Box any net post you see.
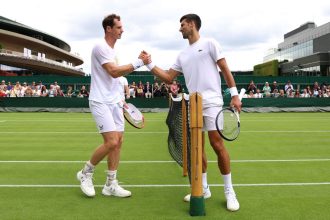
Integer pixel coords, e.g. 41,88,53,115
189,92,205,216
182,94,188,177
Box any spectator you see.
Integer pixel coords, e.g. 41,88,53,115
262,82,271,97
129,81,137,98
77,92,84,98
0,80,6,90
80,85,89,98
13,81,22,97
305,85,312,97
272,88,280,98
294,90,300,98
136,81,144,97
20,82,28,97
56,87,64,97
160,82,168,98
40,85,48,97
300,89,310,98
36,81,43,91
254,89,263,98
287,89,294,98
278,89,286,98
247,80,257,94
7,82,13,91
144,81,152,98
170,80,179,98
31,81,37,91
48,85,57,97
0,85,6,97
66,86,74,97
271,81,279,94
153,82,162,97
284,80,293,93
247,90,254,98
24,86,33,97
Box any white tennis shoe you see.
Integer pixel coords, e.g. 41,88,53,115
102,180,132,198
77,170,95,197
183,186,211,202
225,188,240,211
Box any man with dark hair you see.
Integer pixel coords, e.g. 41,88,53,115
142,13,241,211
77,14,149,198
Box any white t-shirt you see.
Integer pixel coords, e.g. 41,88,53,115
118,76,128,100
171,37,225,108
89,40,122,104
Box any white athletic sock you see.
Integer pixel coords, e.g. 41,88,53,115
82,161,95,174
202,172,208,189
106,170,117,186
222,173,234,191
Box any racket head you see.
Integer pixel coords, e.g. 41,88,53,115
123,103,144,129
215,107,240,141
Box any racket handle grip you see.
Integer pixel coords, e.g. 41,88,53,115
239,88,246,101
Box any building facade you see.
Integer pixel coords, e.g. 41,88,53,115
263,22,330,76
0,16,84,76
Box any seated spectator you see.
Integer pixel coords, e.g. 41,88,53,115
247,80,257,94
284,80,294,93
153,82,162,97
262,82,271,97
247,90,254,98
13,81,22,97
136,81,144,97
80,85,89,98
0,80,6,90
7,82,13,91
56,87,64,97
144,81,152,98
40,85,48,97
294,90,300,98
278,89,286,98
271,81,279,94
316,89,324,98
305,85,312,97
31,81,37,91
48,85,57,97
170,80,179,98
129,81,137,98
160,82,169,98
287,89,294,98
24,86,33,97
0,85,6,97
77,92,84,98
66,86,74,97
300,89,310,98
272,89,280,98
20,82,28,97
254,89,263,98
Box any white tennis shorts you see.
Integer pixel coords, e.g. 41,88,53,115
203,106,222,131
89,100,124,133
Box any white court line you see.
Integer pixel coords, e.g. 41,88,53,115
0,130,329,134
0,159,329,163
0,182,329,188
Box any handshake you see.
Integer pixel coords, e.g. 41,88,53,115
132,51,155,71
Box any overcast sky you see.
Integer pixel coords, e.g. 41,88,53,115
1,0,330,74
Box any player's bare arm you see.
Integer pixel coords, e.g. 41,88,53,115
102,55,150,78
217,58,242,112
139,51,180,84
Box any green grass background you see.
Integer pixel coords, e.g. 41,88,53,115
0,112,329,220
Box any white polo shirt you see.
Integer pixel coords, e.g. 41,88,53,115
89,39,122,104
171,37,225,108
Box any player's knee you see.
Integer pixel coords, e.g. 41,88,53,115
103,139,121,150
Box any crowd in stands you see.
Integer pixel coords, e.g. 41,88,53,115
242,80,330,98
0,80,89,98
1,78,329,99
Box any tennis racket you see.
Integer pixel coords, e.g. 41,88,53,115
215,88,246,141
123,103,144,129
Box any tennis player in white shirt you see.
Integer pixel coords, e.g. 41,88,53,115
142,14,241,211
77,14,149,198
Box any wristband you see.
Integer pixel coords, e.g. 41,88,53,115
131,59,144,70
146,62,155,70
229,87,238,97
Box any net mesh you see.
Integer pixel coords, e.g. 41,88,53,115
166,94,191,181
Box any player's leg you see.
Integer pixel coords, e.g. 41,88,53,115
208,130,239,211
102,103,131,197
77,101,119,197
